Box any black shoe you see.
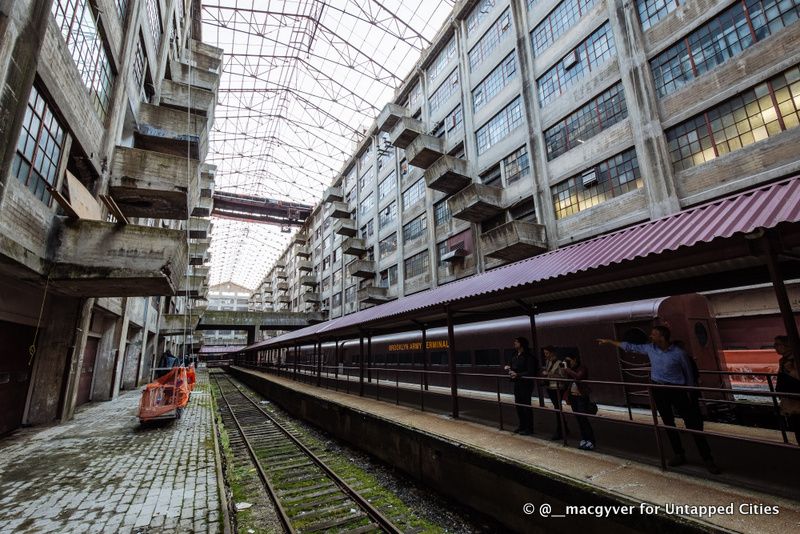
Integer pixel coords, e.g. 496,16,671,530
550,434,563,441
704,460,721,474
518,429,532,436
512,427,523,434
667,454,686,467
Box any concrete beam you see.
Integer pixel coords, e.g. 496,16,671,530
196,310,324,330
160,79,216,119
135,102,208,161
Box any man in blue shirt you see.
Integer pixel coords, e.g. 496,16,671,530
598,326,720,474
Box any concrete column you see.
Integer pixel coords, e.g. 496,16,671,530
607,0,680,218
109,298,131,398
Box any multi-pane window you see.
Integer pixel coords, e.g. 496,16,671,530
469,9,512,71
476,97,524,155
636,0,684,31
531,0,600,56
359,193,374,217
537,22,616,106
378,171,396,201
377,133,395,169
429,70,460,114
544,82,628,160
407,82,422,111
402,179,426,209
650,0,800,98
359,148,372,172
434,199,451,227
379,233,398,258
379,201,397,229
551,148,642,219
116,0,127,20
332,293,343,308
666,64,800,171
403,215,427,243
467,0,499,35
51,0,116,118
360,219,374,239
473,52,517,113
428,36,457,84
145,0,161,46
345,285,357,303
404,250,430,279
379,265,399,287
400,159,409,179
332,269,341,286
503,147,530,185
133,37,147,98
12,86,65,205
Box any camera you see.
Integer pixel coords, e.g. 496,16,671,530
559,361,567,368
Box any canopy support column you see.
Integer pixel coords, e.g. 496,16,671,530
446,306,459,419
359,334,365,396
762,235,800,354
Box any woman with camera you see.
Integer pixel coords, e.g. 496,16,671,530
562,353,596,450
541,346,567,440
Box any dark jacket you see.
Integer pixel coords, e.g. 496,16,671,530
563,364,590,397
510,350,535,385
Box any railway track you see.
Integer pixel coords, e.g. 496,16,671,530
210,371,407,534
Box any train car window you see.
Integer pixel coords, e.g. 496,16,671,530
694,322,709,347
430,350,446,365
475,349,500,366
456,350,471,365
400,352,413,364
375,353,386,365
621,328,649,345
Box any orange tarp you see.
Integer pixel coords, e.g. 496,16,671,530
138,367,190,421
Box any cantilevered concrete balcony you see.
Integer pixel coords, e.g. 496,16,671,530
300,275,317,287
323,186,343,203
327,201,350,219
333,219,357,237
301,292,320,304
347,259,376,278
405,134,444,169
188,217,211,239
50,220,187,297
277,295,291,305
189,39,223,72
424,156,471,194
276,281,289,291
448,183,504,223
189,239,210,266
191,265,210,279
135,103,208,160
298,260,313,273
481,221,548,262
377,103,408,133
200,165,216,198
169,58,220,93
179,275,208,298
160,79,216,119
358,286,389,304
192,195,213,217
275,259,287,269
389,117,425,149
342,237,367,256
295,245,311,258
263,285,273,294
292,231,308,246
161,311,202,335
276,270,288,280
110,146,200,219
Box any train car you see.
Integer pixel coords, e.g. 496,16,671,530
291,294,731,407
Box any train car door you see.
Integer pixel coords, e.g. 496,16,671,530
614,321,652,407
76,337,99,407
0,321,36,436
686,318,727,400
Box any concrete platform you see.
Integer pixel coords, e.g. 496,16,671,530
232,366,800,534
0,370,224,533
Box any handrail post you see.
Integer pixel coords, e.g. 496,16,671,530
497,376,504,431
419,371,425,412
421,326,429,391
316,339,322,387
767,375,790,444
648,385,667,470
396,370,400,406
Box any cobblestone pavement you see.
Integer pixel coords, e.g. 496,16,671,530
0,369,222,533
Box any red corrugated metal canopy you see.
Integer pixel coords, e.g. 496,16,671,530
247,176,800,350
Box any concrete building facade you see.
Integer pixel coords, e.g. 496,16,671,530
254,0,800,333
0,0,219,436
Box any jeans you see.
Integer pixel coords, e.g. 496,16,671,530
568,394,595,443
652,386,712,460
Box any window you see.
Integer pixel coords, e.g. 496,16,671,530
469,9,512,71
407,82,422,111
650,0,800,98
551,147,642,218
510,198,537,222
345,285,357,303
467,0,499,35
446,105,464,132
429,70,460,114
434,199,451,227
332,293,343,308
332,269,341,286
476,97,524,155
359,193,374,217
116,0,127,20
377,133,395,169
537,22,616,106
473,52,517,113
359,148,372,172
437,229,472,267
544,82,628,160
402,179,426,209
321,276,330,292
378,171,396,202
482,165,502,186
404,250,430,278
322,256,331,271
145,0,161,46
666,63,800,171
379,265,399,287
51,0,116,118
360,219,374,239
379,201,397,229
636,0,684,31
403,215,427,243
379,233,398,258
503,147,530,185
531,0,600,56
12,86,65,205
428,36,457,84
400,158,409,178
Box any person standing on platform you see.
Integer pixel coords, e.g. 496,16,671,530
562,353,595,450
597,326,721,474
774,335,800,445
541,346,567,440
505,337,535,435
